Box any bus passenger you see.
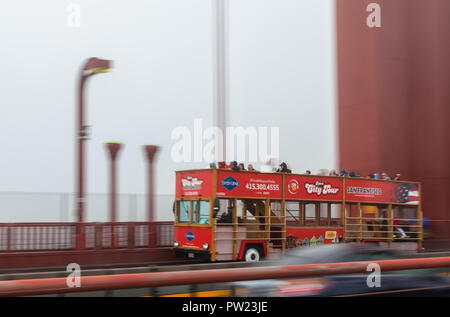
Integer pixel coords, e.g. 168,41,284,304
248,164,257,171
230,161,240,171
239,163,246,171
329,169,339,176
277,162,292,173
393,220,408,238
217,207,233,223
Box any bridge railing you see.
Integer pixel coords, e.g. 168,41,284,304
0,222,174,252
0,256,449,296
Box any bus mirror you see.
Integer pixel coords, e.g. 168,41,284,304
213,199,220,211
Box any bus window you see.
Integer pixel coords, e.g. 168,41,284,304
215,199,233,221
330,203,343,226
305,203,316,225
177,200,190,223
193,200,210,224
270,201,282,218
285,201,299,225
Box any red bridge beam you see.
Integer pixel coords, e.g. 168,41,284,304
1,257,450,296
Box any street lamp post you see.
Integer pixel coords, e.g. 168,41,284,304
76,57,113,250
143,145,159,248
105,142,123,249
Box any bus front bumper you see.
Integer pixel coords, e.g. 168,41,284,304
174,248,211,260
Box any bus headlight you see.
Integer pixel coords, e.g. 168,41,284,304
174,241,179,248
202,243,209,250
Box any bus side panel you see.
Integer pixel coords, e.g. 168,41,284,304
174,226,212,250
286,227,343,247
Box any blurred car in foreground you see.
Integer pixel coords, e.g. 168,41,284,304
231,244,450,296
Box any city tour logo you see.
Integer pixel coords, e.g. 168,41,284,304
181,177,204,191
305,181,339,196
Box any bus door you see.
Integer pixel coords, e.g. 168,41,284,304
213,198,235,261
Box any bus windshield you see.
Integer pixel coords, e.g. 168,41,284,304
193,200,210,224
177,200,190,223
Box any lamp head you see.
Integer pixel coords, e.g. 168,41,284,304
143,145,160,162
83,57,113,75
105,142,123,161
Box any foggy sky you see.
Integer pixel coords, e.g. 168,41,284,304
0,0,336,202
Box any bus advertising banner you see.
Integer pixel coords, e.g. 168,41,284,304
284,175,343,201
216,171,283,199
176,170,213,198
345,179,419,204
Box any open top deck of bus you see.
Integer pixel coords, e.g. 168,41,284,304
175,168,420,205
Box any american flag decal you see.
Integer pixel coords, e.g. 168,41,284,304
395,184,419,204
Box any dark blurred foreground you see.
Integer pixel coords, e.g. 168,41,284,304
231,244,450,297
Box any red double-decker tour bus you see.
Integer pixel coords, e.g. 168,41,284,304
173,169,423,262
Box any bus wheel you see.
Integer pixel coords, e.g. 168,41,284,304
244,247,261,262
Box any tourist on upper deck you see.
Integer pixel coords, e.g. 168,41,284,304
349,171,360,177
329,169,339,176
218,161,226,169
381,172,392,180
209,162,217,169
247,164,257,171
238,163,246,171
230,161,240,171
277,162,292,173
340,169,348,177
394,173,401,180
305,170,311,175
